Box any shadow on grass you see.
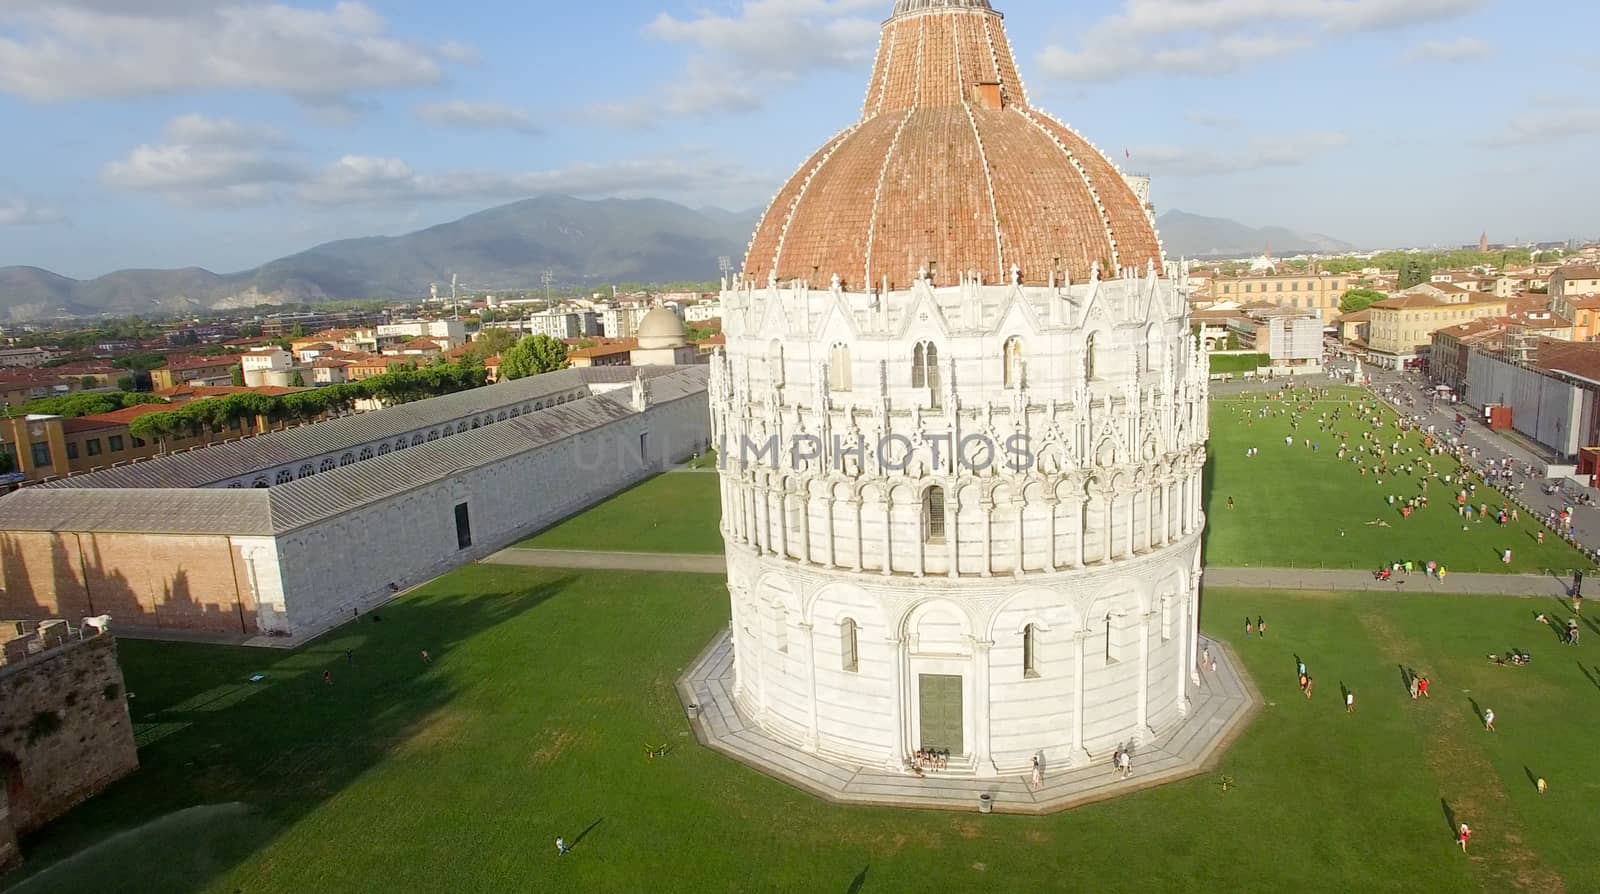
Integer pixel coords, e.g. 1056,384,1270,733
1579,662,1600,692
6,574,578,894
1524,766,1540,792
571,817,604,851
1467,696,1485,729
1441,798,1457,840
846,865,870,894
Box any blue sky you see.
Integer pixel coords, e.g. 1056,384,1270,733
0,0,1596,279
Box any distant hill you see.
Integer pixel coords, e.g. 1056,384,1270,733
0,200,1355,321
0,195,761,321
1157,210,1354,259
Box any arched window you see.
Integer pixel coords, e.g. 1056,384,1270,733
228,482,242,489
534,401,544,410
1023,624,1039,678
394,439,408,452
412,435,426,447
298,463,314,479
253,477,270,488
426,431,439,442
358,447,374,461
276,469,294,486
1003,337,1024,388
471,419,481,429
923,486,947,542
497,411,507,422
840,618,859,672
377,444,391,456
1085,333,1098,381
339,453,355,467
320,458,337,473
510,408,520,418
829,342,851,391
442,424,454,436
1145,324,1162,372
522,403,532,414
912,341,940,405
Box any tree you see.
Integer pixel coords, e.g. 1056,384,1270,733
465,328,519,362
1396,257,1432,290
499,335,569,380
116,375,138,393
290,371,306,388
1339,289,1388,314
230,365,246,387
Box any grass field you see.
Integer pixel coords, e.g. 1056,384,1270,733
1205,388,1591,574
1209,353,1270,374
8,565,1597,894
518,472,723,555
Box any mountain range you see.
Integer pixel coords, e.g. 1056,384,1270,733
0,199,1350,321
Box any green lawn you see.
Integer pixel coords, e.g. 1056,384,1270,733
518,472,723,555
1205,388,1591,573
1209,353,1270,374
9,566,1599,893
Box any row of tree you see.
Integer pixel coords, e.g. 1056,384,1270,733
12,391,166,419
127,361,489,444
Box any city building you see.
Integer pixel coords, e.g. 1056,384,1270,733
1462,339,1600,460
566,342,635,369
149,355,239,392
0,347,58,369
630,308,699,366
1365,288,1508,369
1549,266,1600,303
0,366,709,639
377,320,467,351
1206,272,1352,313
710,0,1209,780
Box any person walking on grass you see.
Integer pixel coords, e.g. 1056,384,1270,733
556,837,568,857
1257,616,1267,638
1484,708,1496,732
1345,689,1355,714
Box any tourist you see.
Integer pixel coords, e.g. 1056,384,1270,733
1257,616,1266,638
421,650,433,664
1299,672,1309,693
1575,594,1583,616
1118,748,1133,779
1503,549,1513,565
1483,708,1496,732
1458,824,1472,852
322,670,333,686
1111,745,1123,778
556,836,568,857
1200,646,1212,673
1304,676,1314,699
1537,777,1548,795
1408,676,1420,700
1418,677,1430,698
1345,690,1355,714
1030,754,1043,791
1227,496,1235,510
1246,618,1253,638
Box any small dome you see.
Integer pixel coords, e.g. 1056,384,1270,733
636,307,687,349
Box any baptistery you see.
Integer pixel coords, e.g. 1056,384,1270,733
708,0,1210,778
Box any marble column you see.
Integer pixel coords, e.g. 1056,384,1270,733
1135,612,1153,741
823,497,837,568
797,486,812,564
971,639,997,773
1143,488,1155,552
1070,630,1091,765
799,622,820,752
884,634,906,769
1101,492,1113,564
1045,498,1060,571
880,497,893,576
946,496,960,578
775,488,790,559
1012,500,1024,574
980,502,993,577
1123,492,1136,558
852,498,864,572
1071,496,1086,567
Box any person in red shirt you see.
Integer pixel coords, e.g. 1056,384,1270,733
1417,677,1430,698
1458,823,1472,852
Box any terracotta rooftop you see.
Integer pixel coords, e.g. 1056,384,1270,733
1535,339,1600,383
741,0,1158,291
569,341,637,359
62,403,175,432
163,354,239,372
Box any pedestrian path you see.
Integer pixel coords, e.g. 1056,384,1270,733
1202,567,1574,598
484,546,1579,598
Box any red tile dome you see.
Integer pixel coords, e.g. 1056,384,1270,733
742,1,1161,290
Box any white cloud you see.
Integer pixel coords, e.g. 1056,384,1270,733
0,1,468,103
101,114,306,206
1039,0,1487,82
1480,108,1600,147
415,100,542,134
0,197,66,226
1134,131,1349,175
1403,37,1491,64
591,0,880,125
300,154,764,205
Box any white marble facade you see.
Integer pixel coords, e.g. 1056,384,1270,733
710,266,1210,777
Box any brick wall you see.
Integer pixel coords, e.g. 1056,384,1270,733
0,634,139,872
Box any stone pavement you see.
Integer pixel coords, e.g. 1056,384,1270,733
676,630,1259,814
1202,567,1576,598
484,546,1581,598
482,547,724,574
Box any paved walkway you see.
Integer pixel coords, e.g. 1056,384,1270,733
677,630,1259,814
482,548,724,574
485,547,1580,597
